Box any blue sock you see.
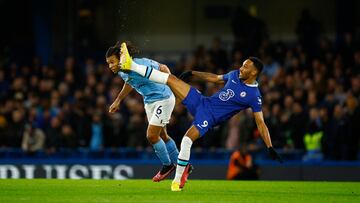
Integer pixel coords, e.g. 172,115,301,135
165,138,179,165
153,139,171,166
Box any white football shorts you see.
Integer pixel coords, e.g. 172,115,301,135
144,94,175,127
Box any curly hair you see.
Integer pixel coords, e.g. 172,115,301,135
105,41,139,59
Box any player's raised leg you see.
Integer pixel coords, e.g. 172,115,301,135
171,125,200,192
119,42,191,102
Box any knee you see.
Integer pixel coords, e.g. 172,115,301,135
147,127,161,144
160,131,170,142
146,133,160,144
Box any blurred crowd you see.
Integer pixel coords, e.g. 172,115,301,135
1,11,360,161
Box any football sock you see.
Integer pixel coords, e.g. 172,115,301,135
165,138,179,165
130,61,147,76
148,68,169,84
153,139,171,166
174,136,193,183
130,61,169,84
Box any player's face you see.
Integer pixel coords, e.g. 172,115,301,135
239,59,257,79
106,55,120,73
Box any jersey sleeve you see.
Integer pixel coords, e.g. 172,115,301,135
250,95,262,112
118,72,128,81
144,58,160,70
150,59,160,70
222,70,236,82
134,58,160,70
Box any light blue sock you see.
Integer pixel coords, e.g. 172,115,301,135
153,139,171,166
165,138,179,165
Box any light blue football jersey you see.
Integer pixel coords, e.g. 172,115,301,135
118,58,173,104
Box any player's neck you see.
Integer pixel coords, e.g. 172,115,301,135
242,77,257,85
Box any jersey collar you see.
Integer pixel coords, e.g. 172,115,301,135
239,77,259,87
245,82,258,87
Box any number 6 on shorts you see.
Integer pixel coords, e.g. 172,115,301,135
156,105,162,115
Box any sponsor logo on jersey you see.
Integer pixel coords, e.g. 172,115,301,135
219,89,235,101
240,91,246,97
231,79,237,84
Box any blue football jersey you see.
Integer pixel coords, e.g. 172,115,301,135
118,58,173,104
205,70,262,125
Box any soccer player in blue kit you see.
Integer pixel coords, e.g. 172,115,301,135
118,42,283,191
105,42,181,182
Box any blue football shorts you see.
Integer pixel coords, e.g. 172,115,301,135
181,87,215,136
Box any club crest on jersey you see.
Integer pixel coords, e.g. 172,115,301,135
219,89,235,101
240,91,247,97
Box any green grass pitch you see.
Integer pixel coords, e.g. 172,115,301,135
0,179,359,203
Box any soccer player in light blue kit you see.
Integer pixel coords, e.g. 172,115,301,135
105,42,179,182
118,42,282,191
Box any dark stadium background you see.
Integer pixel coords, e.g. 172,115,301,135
0,0,359,180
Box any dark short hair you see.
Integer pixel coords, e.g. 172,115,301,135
105,41,139,59
248,56,264,75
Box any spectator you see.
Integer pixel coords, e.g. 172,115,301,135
21,124,46,154
45,116,62,154
344,95,360,160
289,102,307,149
295,9,322,57
89,112,104,151
208,37,229,71
303,108,324,162
227,145,258,180
7,109,25,147
332,104,349,159
0,114,9,147
232,6,267,56
60,124,77,149
0,70,9,99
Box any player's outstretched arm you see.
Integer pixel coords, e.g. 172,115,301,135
179,70,224,84
109,83,133,113
253,111,283,163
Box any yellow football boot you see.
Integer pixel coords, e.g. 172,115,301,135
119,42,132,72
171,181,182,192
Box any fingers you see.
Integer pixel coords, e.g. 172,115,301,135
179,71,192,80
108,106,118,113
268,147,284,163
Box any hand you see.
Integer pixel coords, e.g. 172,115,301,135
109,100,121,113
268,147,283,163
179,71,193,81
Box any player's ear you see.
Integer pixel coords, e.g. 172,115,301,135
251,69,257,77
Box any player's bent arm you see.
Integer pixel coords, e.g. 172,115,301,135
191,71,225,84
253,111,273,148
115,82,133,102
109,83,133,113
159,64,171,74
